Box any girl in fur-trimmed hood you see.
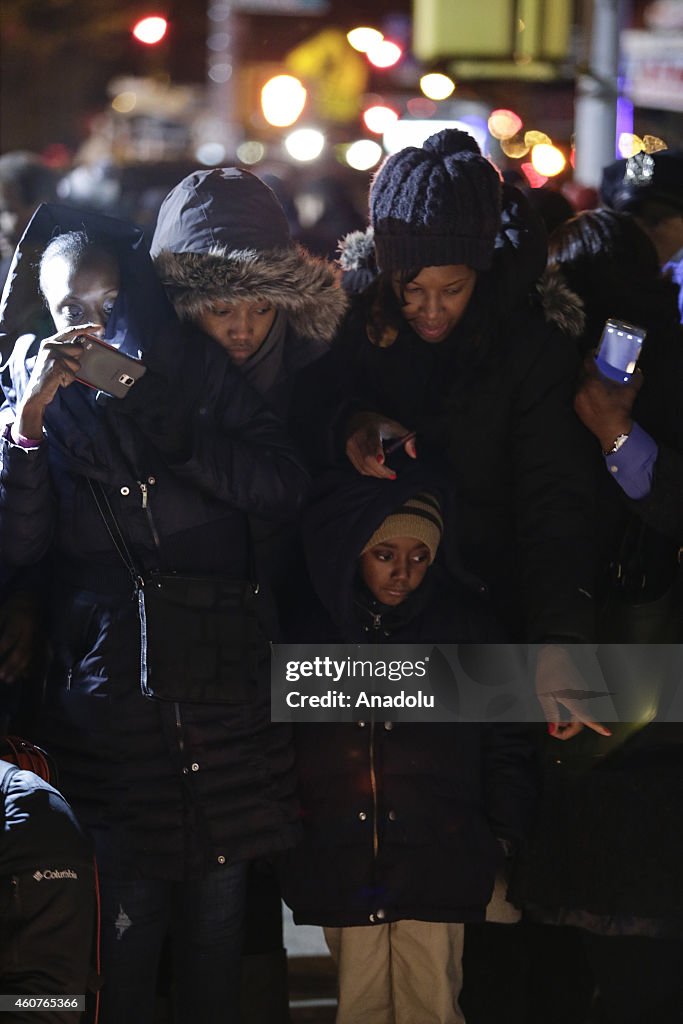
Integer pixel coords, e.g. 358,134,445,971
150,167,347,416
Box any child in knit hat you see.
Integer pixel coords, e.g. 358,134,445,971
281,463,537,1024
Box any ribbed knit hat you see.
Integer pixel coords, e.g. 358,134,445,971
361,493,443,564
369,129,502,273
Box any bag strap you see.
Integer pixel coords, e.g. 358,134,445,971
87,478,144,591
87,477,259,585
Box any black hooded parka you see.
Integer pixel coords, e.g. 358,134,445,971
0,204,310,879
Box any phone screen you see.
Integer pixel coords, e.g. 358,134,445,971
595,319,647,383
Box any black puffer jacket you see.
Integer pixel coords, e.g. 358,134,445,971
0,204,310,879
281,464,538,927
293,186,599,642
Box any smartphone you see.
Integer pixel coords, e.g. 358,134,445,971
595,318,647,384
75,334,147,399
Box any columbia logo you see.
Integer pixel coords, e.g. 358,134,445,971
32,869,78,881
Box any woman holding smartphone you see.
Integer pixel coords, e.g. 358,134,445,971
0,203,309,1023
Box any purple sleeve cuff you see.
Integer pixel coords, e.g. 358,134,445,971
604,421,658,499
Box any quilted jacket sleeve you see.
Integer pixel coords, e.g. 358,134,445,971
0,432,55,566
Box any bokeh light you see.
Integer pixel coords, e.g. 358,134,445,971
643,134,667,153
520,162,548,188
363,105,399,134
111,91,137,114
524,129,551,148
132,16,168,45
345,140,383,171
347,27,383,53
618,132,644,158
407,97,438,118
236,141,266,165
531,143,566,177
500,134,530,159
366,40,402,68
488,109,523,140
261,75,307,128
420,74,455,101
195,142,227,166
284,128,325,162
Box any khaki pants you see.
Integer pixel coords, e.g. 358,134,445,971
324,920,466,1024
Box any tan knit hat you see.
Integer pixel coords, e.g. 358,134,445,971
361,493,443,564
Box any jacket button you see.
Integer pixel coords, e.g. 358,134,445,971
191,763,199,772
358,811,367,821
388,810,396,821
369,913,376,923
376,908,385,920
120,486,130,496
384,721,393,731
358,721,366,728
217,855,226,865
147,476,156,485
182,767,189,775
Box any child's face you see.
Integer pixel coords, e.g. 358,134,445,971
359,536,431,606
196,300,277,366
40,249,120,333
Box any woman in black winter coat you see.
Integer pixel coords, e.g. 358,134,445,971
291,129,598,665
511,209,683,1024
0,204,310,1023
281,461,537,1024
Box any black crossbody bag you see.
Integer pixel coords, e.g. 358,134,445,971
88,480,273,704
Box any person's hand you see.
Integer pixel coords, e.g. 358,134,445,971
0,591,41,685
535,644,612,741
574,355,642,452
15,325,101,438
345,411,417,479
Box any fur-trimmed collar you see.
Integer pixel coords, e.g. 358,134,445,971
536,266,585,338
154,245,347,343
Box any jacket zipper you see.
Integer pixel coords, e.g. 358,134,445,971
369,721,379,857
369,610,382,859
137,480,161,551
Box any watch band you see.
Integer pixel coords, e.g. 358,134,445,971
603,432,630,456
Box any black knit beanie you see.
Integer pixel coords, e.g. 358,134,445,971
370,129,502,273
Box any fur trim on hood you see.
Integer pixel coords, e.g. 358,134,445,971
536,266,585,339
154,244,348,343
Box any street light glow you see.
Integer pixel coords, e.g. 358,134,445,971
420,74,455,101
347,27,384,53
488,109,523,140
531,143,566,177
345,140,383,171
363,105,398,134
132,16,168,45
261,75,307,128
366,40,402,68
285,128,325,162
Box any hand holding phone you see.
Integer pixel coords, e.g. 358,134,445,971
75,333,147,398
595,318,646,384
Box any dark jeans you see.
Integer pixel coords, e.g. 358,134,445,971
98,863,247,1024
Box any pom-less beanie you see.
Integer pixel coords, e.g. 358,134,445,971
361,493,444,564
370,129,502,273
